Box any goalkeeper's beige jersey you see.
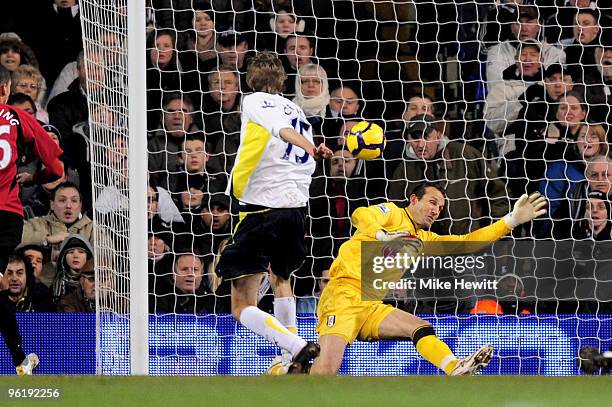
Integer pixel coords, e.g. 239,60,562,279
227,92,316,208
330,202,513,290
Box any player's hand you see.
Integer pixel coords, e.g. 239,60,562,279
16,172,34,185
503,192,547,228
311,143,333,161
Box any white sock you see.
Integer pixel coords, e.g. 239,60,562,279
274,297,297,359
240,306,306,356
274,296,297,331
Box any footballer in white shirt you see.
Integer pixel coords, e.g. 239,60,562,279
217,51,332,374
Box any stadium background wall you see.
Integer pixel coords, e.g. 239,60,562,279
1,314,610,376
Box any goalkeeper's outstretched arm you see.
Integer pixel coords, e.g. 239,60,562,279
423,192,547,244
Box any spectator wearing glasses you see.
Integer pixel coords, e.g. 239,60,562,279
10,65,48,123
328,83,361,119
539,155,612,238
202,67,242,172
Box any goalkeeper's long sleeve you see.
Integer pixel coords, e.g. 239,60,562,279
351,203,410,238
419,218,511,243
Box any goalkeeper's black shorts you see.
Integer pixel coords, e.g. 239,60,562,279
217,206,307,281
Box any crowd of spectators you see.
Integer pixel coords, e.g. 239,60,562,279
2,0,612,316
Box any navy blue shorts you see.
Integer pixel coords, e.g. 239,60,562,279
217,207,307,281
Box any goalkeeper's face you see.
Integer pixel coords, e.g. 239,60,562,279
409,187,445,229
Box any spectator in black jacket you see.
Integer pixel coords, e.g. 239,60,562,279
47,50,104,180
504,63,577,196
57,267,96,312
146,29,184,129
583,32,612,126
202,66,241,161
563,8,602,78
167,133,227,197
28,0,82,86
148,93,201,189
281,33,316,97
1,253,54,312
216,31,251,91
191,194,233,271
573,190,612,240
153,253,220,314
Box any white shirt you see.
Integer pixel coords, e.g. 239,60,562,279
486,41,565,93
227,92,316,208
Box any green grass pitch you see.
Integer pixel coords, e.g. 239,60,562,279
1,376,611,406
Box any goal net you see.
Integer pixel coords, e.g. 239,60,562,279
81,0,612,375
80,0,132,374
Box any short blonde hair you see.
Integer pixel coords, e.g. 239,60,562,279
246,51,287,94
296,63,328,95
10,64,43,91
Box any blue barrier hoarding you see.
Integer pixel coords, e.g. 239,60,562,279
1,314,610,375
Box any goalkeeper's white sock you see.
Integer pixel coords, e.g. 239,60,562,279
240,306,307,356
274,296,298,360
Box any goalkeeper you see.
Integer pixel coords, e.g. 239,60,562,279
310,182,547,375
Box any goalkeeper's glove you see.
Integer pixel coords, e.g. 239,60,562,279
375,230,423,254
503,192,547,229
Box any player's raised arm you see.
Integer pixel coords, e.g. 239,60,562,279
17,108,64,184
278,127,332,161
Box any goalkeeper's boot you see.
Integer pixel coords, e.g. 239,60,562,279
264,354,292,376
450,344,493,376
16,353,39,376
288,342,320,374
